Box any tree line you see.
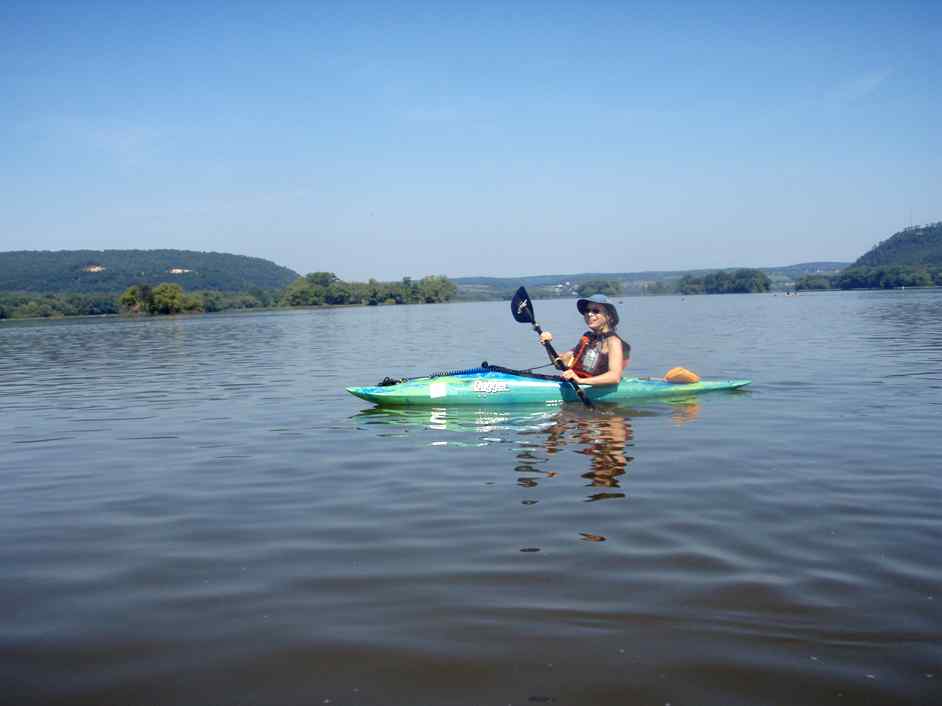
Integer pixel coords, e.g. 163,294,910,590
675,269,771,295
0,292,121,320
281,273,456,307
796,265,942,291
0,272,457,320
523,271,772,298
576,280,622,297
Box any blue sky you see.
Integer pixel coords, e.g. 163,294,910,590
2,0,939,280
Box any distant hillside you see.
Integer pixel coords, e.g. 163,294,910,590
853,223,942,268
0,249,300,293
453,262,849,298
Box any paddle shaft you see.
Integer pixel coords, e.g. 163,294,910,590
531,324,565,369
511,286,593,409
531,323,594,408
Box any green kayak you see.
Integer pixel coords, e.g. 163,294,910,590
347,364,750,407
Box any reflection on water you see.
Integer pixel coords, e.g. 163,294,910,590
355,404,558,433
543,410,633,499
666,396,702,425
354,399,703,503
6,293,940,706
857,292,942,381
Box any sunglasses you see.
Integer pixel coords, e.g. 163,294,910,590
585,308,606,315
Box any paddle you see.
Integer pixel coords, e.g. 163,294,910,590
511,286,594,409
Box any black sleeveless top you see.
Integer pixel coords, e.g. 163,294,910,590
570,331,631,377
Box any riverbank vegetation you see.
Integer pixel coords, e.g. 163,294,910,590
0,292,120,319
0,288,279,319
3,223,939,319
281,273,456,306
576,280,622,297
676,269,771,295
796,265,942,291
795,223,942,291
0,273,457,320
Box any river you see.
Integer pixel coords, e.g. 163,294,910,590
1,290,940,705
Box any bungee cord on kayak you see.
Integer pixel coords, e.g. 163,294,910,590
377,362,566,387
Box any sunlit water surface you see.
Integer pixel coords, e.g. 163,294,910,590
1,291,940,705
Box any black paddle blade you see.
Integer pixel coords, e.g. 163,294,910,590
511,287,535,324
511,285,592,408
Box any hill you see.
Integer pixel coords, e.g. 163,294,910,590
0,249,300,293
453,262,849,299
853,222,942,268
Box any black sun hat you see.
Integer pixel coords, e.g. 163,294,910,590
576,293,619,327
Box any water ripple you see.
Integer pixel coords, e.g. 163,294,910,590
2,294,941,705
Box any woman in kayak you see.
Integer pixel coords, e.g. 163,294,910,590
539,293,630,386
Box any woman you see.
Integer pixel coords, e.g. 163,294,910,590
539,293,631,386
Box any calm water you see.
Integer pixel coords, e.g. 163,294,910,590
2,291,940,706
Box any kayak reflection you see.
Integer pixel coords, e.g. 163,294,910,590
354,405,561,437
355,400,703,502
542,409,634,499
667,396,702,425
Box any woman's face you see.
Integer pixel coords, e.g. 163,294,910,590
584,306,609,331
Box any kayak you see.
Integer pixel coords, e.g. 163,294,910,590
346,364,750,407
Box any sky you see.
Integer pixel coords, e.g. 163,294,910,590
2,0,939,280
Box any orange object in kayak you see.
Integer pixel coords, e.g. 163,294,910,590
664,367,701,384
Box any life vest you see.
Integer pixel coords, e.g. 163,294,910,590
571,331,630,378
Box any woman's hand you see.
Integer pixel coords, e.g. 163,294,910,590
540,332,574,369
561,369,580,382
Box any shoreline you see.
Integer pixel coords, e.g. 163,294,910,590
0,300,447,324
5,286,942,324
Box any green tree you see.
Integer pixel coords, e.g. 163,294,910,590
677,275,705,295
182,293,204,312
13,299,57,318
795,275,832,291
278,273,457,308
305,272,340,288
248,287,273,307
118,285,152,314
201,291,224,312
577,280,622,297
701,269,770,293
645,281,674,295
366,278,381,305
733,268,771,293
325,281,354,305
416,275,457,302
400,277,418,303
835,265,936,290
281,277,323,306
149,283,186,314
